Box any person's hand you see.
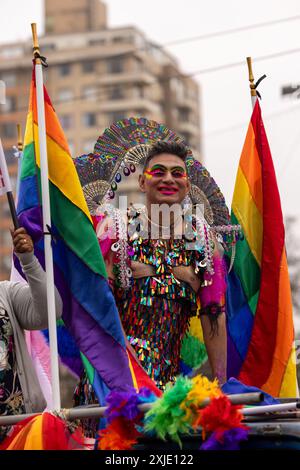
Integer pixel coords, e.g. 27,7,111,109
10,227,34,254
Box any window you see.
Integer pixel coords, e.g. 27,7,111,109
0,47,22,60
0,80,5,104
107,111,125,124
89,38,106,47
2,123,15,138
134,34,146,49
112,36,126,44
179,107,190,122
134,58,143,72
82,61,95,74
188,88,198,101
171,78,184,99
1,96,16,112
107,57,124,74
133,85,144,98
82,85,98,101
58,64,71,77
60,114,73,130
109,86,123,100
82,112,97,127
43,43,56,52
0,72,16,87
57,88,74,102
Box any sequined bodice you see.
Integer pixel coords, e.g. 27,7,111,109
116,234,205,389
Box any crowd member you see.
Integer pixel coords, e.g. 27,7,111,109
0,227,62,441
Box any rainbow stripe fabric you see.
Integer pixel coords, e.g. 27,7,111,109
227,100,297,397
16,67,159,403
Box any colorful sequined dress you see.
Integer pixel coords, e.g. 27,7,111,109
112,209,225,390
115,236,201,389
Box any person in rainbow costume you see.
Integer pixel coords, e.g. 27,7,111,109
74,118,241,403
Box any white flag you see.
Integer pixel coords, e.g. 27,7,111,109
0,138,12,196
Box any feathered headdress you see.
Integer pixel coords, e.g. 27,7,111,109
74,117,231,231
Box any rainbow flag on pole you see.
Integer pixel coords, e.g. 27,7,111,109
16,67,159,403
227,100,298,397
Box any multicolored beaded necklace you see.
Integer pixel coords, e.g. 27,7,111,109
114,209,212,389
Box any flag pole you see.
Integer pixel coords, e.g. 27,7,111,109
0,139,19,229
246,57,257,110
14,124,23,197
31,23,61,410
17,124,22,152
0,392,265,426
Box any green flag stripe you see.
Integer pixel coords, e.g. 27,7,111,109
34,168,107,277
21,142,36,179
231,211,260,314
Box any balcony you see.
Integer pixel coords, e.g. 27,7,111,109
97,70,156,87
177,120,199,135
176,94,199,109
99,97,160,114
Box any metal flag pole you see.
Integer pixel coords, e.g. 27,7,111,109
246,57,257,110
243,401,300,416
31,23,61,410
0,392,264,426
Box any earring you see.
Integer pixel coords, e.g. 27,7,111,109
182,195,192,208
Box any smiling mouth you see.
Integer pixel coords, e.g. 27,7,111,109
157,187,178,195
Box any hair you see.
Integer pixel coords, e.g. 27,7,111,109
143,141,189,171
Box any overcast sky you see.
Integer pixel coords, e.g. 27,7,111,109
1,0,300,219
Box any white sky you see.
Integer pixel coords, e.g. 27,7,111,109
1,0,300,219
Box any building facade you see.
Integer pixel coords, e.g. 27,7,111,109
0,0,201,279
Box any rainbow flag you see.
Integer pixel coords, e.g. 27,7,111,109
227,100,297,397
16,66,159,403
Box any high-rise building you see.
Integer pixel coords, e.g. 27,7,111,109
0,0,201,279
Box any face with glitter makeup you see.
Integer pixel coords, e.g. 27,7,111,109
139,153,191,205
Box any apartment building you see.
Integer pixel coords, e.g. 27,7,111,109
0,0,201,279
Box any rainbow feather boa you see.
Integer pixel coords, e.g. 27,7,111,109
97,374,249,451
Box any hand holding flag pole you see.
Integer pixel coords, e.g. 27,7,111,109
31,23,61,410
